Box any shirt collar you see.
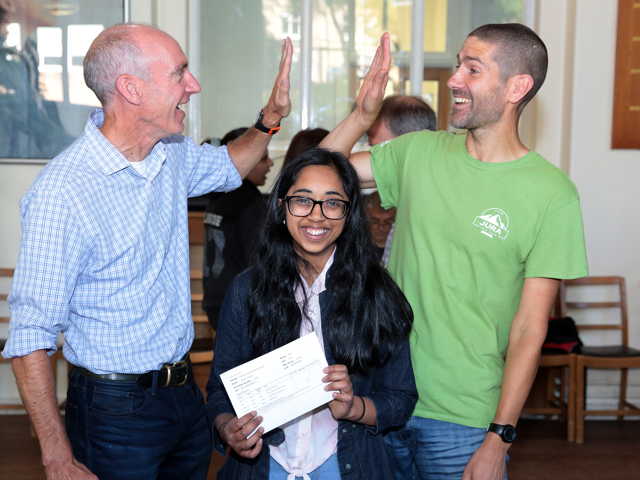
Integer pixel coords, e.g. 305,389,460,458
84,108,167,177
295,248,336,304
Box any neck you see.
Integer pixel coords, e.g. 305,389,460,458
99,109,159,162
296,247,334,286
464,114,529,163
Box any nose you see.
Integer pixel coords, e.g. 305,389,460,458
267,157,274,167
308,202,325,222
185,69,201,94
446,67,463,90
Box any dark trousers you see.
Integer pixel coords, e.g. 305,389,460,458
66,365,212,480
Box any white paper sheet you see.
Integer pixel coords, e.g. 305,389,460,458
220,332,335,434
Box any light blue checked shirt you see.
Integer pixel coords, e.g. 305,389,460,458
2,109,241,374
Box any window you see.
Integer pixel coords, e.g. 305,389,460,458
197,0,522,152
0,0,125,160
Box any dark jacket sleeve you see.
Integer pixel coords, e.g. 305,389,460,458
205,271,253,455
365,336,417,434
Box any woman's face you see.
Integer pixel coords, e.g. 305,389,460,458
284,165,348,270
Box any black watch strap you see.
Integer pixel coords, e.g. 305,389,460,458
255,110,280,135
486,423,517,443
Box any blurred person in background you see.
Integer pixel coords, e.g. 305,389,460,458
0,0,74,158
202,127,274,330
282,127,329,169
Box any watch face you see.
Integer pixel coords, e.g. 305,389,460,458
503,426,516,443
256,110,264,124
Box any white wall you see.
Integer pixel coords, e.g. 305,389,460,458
534,0,640,409
568,0,640,407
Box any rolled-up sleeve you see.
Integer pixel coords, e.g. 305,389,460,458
2,188,88,359
175,136,242,198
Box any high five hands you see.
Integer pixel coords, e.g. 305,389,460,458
355,32,392,125
262,37,293,125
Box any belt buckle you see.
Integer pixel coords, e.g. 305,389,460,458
162,360,188,387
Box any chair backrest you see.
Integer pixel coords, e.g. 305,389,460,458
562,276,628,346
0,268,13,324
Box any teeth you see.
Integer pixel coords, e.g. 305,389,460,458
455,97,471,104
305,228,327,236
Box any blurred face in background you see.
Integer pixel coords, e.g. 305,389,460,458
246,148,274,187
368,206,395,248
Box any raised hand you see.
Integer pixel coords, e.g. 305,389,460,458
263,37,293,125
354,32,392,125
219,412,265,459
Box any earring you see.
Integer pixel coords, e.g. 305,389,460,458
283,220,286,225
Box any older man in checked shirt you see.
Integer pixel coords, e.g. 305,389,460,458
2,23,292,480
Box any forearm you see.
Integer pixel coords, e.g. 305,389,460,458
12,350,73,468
493,278,558,426
493,322,547,426
319,110,371,158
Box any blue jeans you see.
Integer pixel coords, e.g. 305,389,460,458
269,451,341,480
65,365,212,480
385,417,509,480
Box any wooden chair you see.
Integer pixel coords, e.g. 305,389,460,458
521,282,577,441
0,268,25,413
565,276,640,443
188,211,215,366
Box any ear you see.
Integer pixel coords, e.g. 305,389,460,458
0,0,17,13
507,74,534,105
114,74,143,106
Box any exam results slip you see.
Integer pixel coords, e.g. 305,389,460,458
220,332,335,434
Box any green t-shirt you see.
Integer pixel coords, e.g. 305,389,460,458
370,130,589,428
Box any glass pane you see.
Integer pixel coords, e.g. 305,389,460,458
471,0,523,27
199,0,301,143
355,0,448,54
0,0,124,160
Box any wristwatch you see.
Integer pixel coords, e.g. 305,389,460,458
486,423,517,443
254,109,281,135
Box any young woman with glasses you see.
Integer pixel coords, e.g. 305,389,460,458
206,148,417,480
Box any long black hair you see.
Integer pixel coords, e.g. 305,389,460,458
247,148,413,375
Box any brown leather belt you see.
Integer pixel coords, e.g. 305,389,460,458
74,354,190,389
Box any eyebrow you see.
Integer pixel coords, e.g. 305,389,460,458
172,61,188,75
457,54,486,67
293,188,345,199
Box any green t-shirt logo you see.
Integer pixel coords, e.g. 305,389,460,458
473,208,510,239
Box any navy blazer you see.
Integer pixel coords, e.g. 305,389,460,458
206,269,418,480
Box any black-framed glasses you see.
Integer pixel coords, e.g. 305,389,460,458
284,196,350,220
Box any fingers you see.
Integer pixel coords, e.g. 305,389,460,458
225,412,265,459
323,365,353,398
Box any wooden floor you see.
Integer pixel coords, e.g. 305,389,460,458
1,415,638,480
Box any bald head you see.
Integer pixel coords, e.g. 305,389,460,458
368,95,437,145
83,23,164,105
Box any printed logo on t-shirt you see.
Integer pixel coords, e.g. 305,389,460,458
473,208,510,239
204,212,223,227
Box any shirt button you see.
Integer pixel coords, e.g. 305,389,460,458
302,430,307,435
345,464,352,470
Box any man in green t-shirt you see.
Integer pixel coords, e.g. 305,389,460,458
321,24,588,480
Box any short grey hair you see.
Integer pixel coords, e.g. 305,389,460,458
83,23,156,105
375,95,437,136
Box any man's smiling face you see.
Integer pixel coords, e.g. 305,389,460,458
136,29,201,139
447,36,507,131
